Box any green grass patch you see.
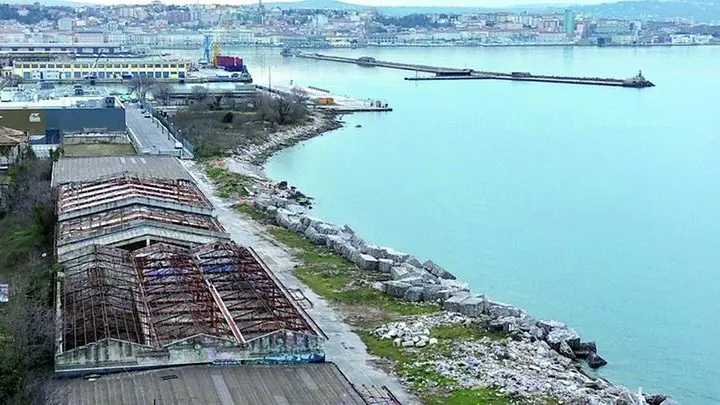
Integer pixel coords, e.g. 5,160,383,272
431,324,506,342
426,388,512,405
294,266,440,316
234,203,274,222
203,163,251,198
268,227,440,317
270,227,354,268
63,143,136,156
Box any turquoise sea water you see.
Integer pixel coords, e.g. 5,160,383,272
250,46,719,404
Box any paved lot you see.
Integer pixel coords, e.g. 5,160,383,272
125,103,179,156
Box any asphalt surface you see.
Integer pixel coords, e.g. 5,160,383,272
125,103,179,155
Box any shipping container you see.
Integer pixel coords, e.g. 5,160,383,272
216,55,244,68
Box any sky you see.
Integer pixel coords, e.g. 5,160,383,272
62,0,613,8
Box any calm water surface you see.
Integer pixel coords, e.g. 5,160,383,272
241,46,719,404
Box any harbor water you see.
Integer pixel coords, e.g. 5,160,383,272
241,46,719,404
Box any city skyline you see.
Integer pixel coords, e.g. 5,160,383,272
49,0,617,9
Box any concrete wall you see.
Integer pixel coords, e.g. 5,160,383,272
0,107,126,142
55,330,326,375
63,132,130,145
45,108,126,136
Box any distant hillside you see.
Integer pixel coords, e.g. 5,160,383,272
278,0,720,22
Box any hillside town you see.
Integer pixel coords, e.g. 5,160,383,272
0,1,718,48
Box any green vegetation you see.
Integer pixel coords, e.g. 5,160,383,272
204,163,251,199
431,324,506,342
169,95,308,159
268,227,440,320
0,152,57,404
234,203,274,222
63,143,137,157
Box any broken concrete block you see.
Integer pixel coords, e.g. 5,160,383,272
355,254,379,271
377,258,394,273
443,293,471,313
403,286,424,302
422,259,457,280
458,296,485,317
383,281,412,298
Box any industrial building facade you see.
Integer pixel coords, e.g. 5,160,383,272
12,59,190,80
0,97,125,143
52,156,326,376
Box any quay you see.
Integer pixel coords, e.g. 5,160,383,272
294,52,655,88
256,84,393,113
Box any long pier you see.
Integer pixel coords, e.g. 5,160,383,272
294,52,655,88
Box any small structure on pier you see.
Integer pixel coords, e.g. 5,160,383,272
623,70,655,88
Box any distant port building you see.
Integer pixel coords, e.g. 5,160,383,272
10,58,190,81
0,42,122,55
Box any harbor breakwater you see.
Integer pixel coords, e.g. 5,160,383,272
250,191,676,404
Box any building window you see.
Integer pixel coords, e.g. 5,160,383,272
44,47,50,51
23,72,31,79
179,72,185,78
64,72,71,79
154,64,161,68
11,47,17,51
23,64,30,68
74,72,81,78
163,72,169,78
155,72,162,78
170,64,177,68
123,64,129,68
31,64,38,68
60,48,66,51
81,64,89,69
28,48,34,51
170,71,177,76
48,64,55,68
139,72,146,78
64,64,71,69
98,72,105,79
162,64,169,68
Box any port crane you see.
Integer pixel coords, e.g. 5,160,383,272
210,11,232,67
85,49,104,85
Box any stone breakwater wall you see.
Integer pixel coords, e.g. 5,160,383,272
252,194,675,404
253,194,611,363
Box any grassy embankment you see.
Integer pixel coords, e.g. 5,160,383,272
229,201,515,404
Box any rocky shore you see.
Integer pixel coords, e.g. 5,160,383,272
220,110,676,404
233,110,343,166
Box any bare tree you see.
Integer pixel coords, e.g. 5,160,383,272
190,85,208,103
152,81,172,106
259,94,308,126
127,76,157,102
291,87,310,104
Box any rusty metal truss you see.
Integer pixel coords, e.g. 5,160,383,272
195,242,326,340
61,245,154,351
56,176,212,215
57,206,225,243
58,242,324,354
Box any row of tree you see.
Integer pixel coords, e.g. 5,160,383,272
0,150,57,405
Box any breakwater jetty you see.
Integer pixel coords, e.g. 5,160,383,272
294,52,655,88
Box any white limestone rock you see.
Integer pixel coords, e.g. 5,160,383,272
377,258,394,273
